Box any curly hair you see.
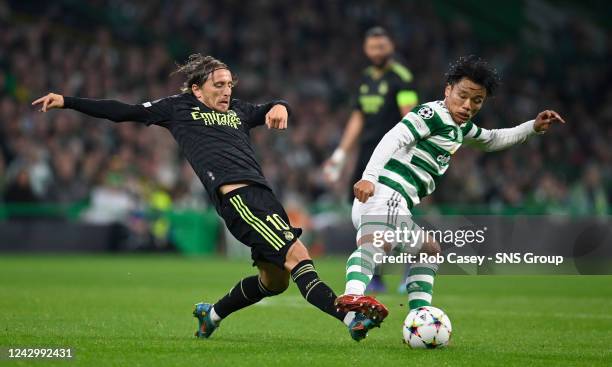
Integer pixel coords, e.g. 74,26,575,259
445,55,500,96
173,53,236,93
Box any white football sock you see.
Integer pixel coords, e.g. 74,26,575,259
343,311,356,326
210,306,222,324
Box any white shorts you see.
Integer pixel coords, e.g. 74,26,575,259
351,182,424,254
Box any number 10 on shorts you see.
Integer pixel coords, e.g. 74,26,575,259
266,214,290,231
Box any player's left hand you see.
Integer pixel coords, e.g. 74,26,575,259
534,110,565,133
266,104,288,130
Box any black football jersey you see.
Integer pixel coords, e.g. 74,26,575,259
64,93,289,212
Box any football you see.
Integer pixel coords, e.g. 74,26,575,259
402,306,452,349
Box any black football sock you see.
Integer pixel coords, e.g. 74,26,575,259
212,275,280,319
291,260,347,322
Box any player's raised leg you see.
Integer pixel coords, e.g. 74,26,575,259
284,239,380,341
285,240,348,321
344,231,384,296
336,233,389,322
335,187,401,326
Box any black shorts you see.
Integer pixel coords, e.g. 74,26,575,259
220,185,302,269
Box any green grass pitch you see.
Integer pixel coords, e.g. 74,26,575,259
1,255,611,366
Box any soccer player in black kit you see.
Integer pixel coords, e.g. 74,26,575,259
32,54,387,341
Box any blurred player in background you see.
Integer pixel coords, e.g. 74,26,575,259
32,54,380,341
324,26,419,293
335,55,565,332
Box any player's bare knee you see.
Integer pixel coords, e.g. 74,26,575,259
283,240,311,271
356,234,375,247
357,234,392,254
264,274,290,293
259,265,290,293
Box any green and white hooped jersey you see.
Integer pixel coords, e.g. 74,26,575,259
362,100,538,209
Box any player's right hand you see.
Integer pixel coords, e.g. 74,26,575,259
353,179,375,203
533,109,565,133
32,93,64,112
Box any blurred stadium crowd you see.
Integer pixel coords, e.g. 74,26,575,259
1,0,610,228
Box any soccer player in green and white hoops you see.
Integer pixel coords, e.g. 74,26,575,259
335,55,565,332
323,26,418,294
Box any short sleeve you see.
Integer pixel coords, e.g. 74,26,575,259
390,63,418,108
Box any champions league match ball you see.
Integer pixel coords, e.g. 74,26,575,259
402,306,452,349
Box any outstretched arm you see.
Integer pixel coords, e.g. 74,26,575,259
32,93,171,125
465,110,565,152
